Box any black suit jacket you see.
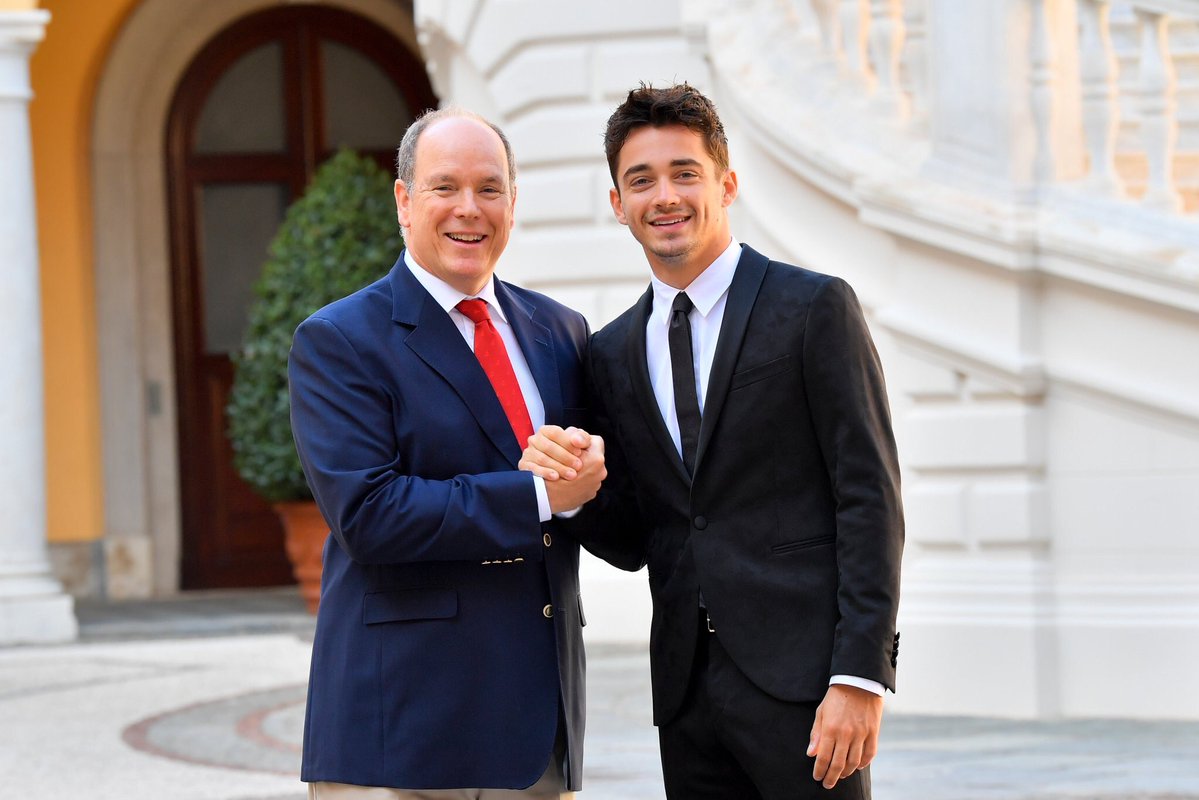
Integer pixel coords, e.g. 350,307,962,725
571,244,903,725
289,254,590,790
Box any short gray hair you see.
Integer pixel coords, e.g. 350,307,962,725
395,106,516,188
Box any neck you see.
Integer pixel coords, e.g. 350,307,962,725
647,235,732,290
649,258,708,290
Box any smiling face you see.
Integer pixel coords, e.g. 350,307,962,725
610,124,738,288
394,116,516,296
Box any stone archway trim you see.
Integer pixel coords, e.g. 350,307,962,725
90,0,417,596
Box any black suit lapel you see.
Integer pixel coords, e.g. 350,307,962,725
694,245,770,471
625,287,691,484
392,261,523,466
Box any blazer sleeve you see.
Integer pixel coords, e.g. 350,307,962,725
288,314,541,565
803,277,904,688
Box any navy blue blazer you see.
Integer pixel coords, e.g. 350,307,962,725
288,253,590,790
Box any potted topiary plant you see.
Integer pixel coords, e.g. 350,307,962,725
226,149,402,612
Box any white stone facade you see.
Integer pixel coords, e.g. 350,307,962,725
416,0,1199,719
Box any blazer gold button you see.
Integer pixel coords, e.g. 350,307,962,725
693,516,708,530
542,604,554,618
543,532,553,547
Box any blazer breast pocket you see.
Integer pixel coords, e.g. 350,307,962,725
730,355,794,391
363,588,458,625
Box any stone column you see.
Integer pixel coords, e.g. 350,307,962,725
0,9,78,644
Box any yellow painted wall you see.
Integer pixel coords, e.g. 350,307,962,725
29,0,140,542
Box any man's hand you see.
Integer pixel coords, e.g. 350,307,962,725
520,425,593,481
520,426,605,513
541,435,605,513
807,684,883,789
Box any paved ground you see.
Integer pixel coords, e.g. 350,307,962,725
1,589,1197,799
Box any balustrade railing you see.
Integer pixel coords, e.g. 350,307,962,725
1071,0,1199,213
779,0,1197,215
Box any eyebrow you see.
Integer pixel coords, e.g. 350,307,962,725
621,158,704,183
425,173,506,186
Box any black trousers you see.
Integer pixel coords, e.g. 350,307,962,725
657,615,871,800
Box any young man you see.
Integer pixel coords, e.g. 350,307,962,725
522,84,903,799
289,108,605,799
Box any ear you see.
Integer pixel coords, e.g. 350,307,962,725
394,179,411,228
509,183,518,229
609,187,628,226
721,169,739,209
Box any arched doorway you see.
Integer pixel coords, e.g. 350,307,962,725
165,5,436,589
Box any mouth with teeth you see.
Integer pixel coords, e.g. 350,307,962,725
446,232,486,243
649,215,690,228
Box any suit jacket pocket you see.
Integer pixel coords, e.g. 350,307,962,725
363,588,458,625
730,355,793,391
770,535,836,555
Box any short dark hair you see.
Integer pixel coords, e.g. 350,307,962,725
603,82,729,187
395,106,516,189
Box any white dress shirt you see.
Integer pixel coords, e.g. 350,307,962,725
645,238,742,451
405,252,555,521
645,238,885,697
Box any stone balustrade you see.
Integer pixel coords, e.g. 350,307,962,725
767,0,1198,216
1074,1,1198,212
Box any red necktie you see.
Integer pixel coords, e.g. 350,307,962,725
456,299,535,449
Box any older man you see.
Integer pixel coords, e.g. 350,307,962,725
288,108,604,799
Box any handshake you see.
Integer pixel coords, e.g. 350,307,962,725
520,425,607,514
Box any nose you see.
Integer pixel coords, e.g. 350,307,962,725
653,181,680,207
455,190,481,217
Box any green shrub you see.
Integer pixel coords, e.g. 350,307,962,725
226,149,402,502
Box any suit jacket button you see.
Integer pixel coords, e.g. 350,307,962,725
693,516,707,530
542,604,554,619
543,532,553,547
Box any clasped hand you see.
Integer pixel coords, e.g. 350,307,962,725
520,425,606,513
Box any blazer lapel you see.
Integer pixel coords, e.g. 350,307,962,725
392,257,523,465
495,278,562,426
694,245,770,471
625,287,691,484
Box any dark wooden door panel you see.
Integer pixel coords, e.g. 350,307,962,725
182,356,293,589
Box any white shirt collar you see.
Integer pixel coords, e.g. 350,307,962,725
404,249,508,324
650,237,742,324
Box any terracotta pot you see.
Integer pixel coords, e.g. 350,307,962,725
275,500,328,614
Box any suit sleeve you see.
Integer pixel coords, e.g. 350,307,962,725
803,277,904,689
288,315,540,565
559,342,651,572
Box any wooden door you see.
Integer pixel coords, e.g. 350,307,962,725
166,6,437,589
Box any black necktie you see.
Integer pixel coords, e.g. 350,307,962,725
668,292,701,475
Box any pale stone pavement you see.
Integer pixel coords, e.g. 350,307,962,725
0,589,1195,799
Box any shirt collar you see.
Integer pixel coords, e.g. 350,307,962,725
650,237,742,323
404,249,508,324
